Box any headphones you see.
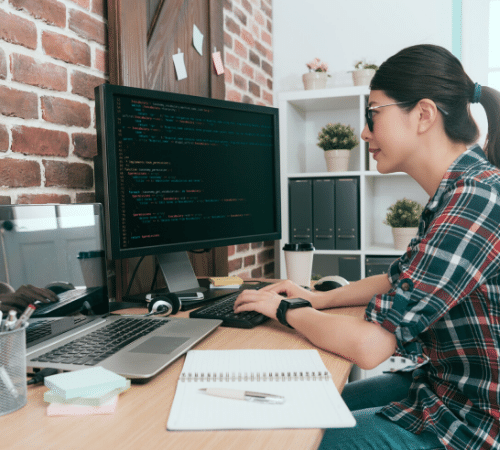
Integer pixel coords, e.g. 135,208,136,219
145,293,181,317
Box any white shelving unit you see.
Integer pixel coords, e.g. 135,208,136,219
276,86,429,280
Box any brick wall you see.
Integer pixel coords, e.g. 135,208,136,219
223,0,275,279
0,0,275,278
0,0,107,205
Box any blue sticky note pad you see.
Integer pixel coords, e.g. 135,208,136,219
44,367,128,399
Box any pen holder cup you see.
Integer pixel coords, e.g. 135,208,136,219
0,322,28,416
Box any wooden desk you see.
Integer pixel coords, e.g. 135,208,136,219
2,306,365,450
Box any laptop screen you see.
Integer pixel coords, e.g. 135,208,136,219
0,203,109,317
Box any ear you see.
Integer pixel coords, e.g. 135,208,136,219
415,99,440,134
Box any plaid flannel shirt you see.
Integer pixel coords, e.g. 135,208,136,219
365,145,500,450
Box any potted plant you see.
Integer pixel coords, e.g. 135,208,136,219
384,198,423,250
352,60,378,86
317,123,359,172
303,58,330,90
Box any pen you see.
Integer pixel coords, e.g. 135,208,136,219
13,304,36,329
4,310,17,331
199,388,285,404
0,366,19,398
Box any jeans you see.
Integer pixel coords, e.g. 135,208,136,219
318,372,445,450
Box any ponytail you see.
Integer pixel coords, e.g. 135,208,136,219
478,86,500,168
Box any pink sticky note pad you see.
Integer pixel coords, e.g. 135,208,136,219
212,51,224,75
47,395,118,416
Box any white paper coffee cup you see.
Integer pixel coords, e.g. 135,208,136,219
77,251,105,288
283,243,315,287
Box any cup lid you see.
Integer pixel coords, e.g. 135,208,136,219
78,250,105,259
283,243,315,251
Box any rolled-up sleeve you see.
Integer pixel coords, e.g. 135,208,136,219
365,179,500,364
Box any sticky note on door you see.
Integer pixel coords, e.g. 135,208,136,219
212,51,224,75
193,24,204,56
173,51,187,80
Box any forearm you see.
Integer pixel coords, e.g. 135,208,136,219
286,307,397,370
312,273,393,310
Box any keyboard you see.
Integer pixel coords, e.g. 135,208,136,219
189,284,270,328
30,318,165,366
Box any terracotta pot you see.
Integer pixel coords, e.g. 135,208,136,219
302,72,328,90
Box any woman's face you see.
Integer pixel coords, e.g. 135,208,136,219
361,90,417,174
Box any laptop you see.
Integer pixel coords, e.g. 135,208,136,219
0,204,221,380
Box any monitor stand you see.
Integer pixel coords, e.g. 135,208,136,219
153,252,245,310
156,252,207,297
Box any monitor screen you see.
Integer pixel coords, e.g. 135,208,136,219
94,84,281,294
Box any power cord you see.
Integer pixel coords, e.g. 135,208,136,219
27,368,59,385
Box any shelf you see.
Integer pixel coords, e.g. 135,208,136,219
288,171,362,178
314,249,361,256
363,171,408,178
279,86,369,112
364,245,405,256
278,86,426,280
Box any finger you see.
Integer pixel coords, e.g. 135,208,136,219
234,289,270,305
24,285,58,302
233,290,257,309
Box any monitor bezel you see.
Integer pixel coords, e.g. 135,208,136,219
95,84,281,261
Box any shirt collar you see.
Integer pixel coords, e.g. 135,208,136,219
426,144,486,213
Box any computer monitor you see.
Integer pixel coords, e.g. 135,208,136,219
94,84,281,297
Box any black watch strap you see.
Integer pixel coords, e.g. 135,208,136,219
276,298,312,329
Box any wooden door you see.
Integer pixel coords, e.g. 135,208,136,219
107,0,227,298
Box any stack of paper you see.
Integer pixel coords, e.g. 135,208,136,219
208,276,243,289
43,367,130,416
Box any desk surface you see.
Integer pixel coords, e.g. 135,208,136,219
2,304,365,450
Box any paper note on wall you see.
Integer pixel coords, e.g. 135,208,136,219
212,51,224,75
193,24,204,56
173,51,188,80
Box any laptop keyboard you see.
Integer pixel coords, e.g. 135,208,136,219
30,318,166,366
189,283,270,328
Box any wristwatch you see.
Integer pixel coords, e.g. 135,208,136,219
276,298,312,329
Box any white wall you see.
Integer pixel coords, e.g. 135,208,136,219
462,0,489,146
273,0,454,93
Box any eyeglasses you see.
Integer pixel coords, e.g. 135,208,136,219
365,102,411,132
365,101,449,132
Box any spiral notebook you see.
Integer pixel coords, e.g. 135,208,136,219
167,349,356,430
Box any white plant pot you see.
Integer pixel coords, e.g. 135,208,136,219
302,72,328,90
392,227,418,251
352,69,376,86
324,149,350,172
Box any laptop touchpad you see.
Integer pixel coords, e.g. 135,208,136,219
129,337,189,354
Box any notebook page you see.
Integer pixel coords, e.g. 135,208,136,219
167,349,355,430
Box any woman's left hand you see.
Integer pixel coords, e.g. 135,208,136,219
233,289,285,320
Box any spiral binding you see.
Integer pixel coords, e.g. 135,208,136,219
180,371,331,382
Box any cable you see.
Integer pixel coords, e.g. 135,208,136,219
150,261,160,291
27,368,59,385
125,256,145,297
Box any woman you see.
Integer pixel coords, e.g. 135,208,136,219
234,44,500,450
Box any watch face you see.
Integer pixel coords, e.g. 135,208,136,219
286,298,310,306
